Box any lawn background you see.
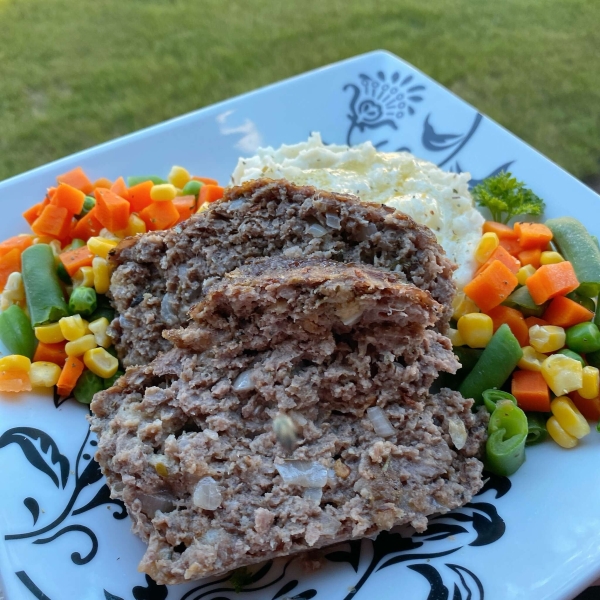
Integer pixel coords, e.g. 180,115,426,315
1,0,599,187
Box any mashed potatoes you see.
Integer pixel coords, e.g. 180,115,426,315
232,133,484,288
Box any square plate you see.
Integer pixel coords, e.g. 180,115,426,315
0,50,599,600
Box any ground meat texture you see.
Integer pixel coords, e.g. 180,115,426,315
109,178,456,366
90,258,485,586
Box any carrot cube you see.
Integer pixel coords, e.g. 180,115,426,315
511,370,550,412
526,261,580,305
128,180,154,213
140,200,179,231
51,183,86,214
94,188,130,232
485,305,529,347
542,296,594,328
56,166,93,195
463,259,519,312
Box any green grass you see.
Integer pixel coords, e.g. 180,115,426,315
1,0,599,184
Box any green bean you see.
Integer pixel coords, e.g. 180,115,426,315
436,347,483,391
525,412,548,446
127,175,166,186
566,292,596,313
459,324,523,404
103,369,124,390
69,287,97,317
482,389,517,414
555,348,586,367
546,217,600,298
0,305,37,359
73,369,104,404
56,262,72,285
21,244,69,327
503,286,546,317
485,399,528,476
566,322,600,354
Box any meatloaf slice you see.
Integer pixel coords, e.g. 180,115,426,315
91,258,484,585
109,178,456,366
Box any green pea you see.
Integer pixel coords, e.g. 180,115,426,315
566,322,600,354
78,196,96,218
555,348,586,367
69,286,97,317
73,370,104,404
182,180,203,197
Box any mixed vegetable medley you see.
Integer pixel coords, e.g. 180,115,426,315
443,172,600,475
0,165,223,403
0,166,599,479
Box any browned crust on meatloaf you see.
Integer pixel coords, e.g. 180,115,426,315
91,258,483,585
108,178,456,366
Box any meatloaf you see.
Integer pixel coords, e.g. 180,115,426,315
91,257,485,585
109,178,456,366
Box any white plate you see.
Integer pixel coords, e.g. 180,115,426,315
0,50,599,600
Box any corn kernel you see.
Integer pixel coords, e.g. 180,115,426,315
540,251,565,265
529,325,566,353
29,361,62,387
541,354,583,396
59,314,87,341
150,183,178,202
448,328,464,347
551,396,590,439
99,228,122,242
87,237,118,259
168,165,191,189
196,202,209,213
88,317,113,348
579,366,600,399
84,347,119,378
35,322,65,344
123,213,146,237
92,257,110,294
517,346,547,372
1,272,25,310
0,355,31,372
547,415,578,449
451,292,480,320
474,232,499,264
73,266,94,288
65,334,97,357
457,313,494,348
516,264,537,286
